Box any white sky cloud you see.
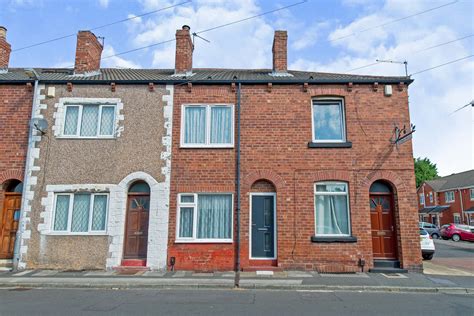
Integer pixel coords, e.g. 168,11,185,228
101,45,142,68
98,0,109,8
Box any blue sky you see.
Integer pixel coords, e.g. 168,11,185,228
1,0,473,175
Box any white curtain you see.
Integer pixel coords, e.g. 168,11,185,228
64,106,79,135
210,106,232,144
184,107,206,144
71,194,90,232
179,207,194,238
91,195,107,231
54,195,70,231
100,106,115,136
197,195,232,239
316,194,349,235
80,105,99,136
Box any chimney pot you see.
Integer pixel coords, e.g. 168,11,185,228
74,30,104,74
175,26,193,74
272,30,288,74
0,26,11,69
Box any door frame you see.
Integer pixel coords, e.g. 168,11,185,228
122,191,151,260
369,191,399,260
249,192,277,260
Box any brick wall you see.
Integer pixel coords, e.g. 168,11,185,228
168,83,422,272
74,31,103,74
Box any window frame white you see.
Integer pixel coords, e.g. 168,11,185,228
61,103,116,139
51,192,109,235
180,104,235,148
429,192,434,203
470,188,474,201
419,193,425,205
311,97,347,143
453,214,461,224
314,181,351,237
445,191,455,203
176,193,234,243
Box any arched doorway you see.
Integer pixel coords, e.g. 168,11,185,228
0,179,23,259
250,180,277,260
123,181,150,264
369,180,398,260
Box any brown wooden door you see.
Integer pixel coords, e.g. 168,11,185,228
123,194,150,259
0,193,21,259
370,194,397,259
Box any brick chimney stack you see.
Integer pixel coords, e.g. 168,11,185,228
175,25,194,75
74,31,103,74
0,26,11,69
272,30,288,74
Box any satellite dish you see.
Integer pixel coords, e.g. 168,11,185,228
31,118,48,135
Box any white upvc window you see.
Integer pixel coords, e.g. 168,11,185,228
470,188,474,201
445,191,455,203
176,193,233,242
314,182,351,236
62,104,116,138
52,193,109,234
419,193,425,205
429,192,434,203
453,214,461,224
180,104,234,148
311,98,346,143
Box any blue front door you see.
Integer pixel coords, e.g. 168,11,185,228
251,195,275,258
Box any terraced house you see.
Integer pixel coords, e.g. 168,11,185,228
2,25,422,273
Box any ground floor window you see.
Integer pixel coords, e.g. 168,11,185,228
177,193,233,242
314,182,350,236
454,214,461,224
53,193,108,234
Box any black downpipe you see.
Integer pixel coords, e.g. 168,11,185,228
234,82,242,287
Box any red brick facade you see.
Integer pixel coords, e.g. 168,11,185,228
0,84,33,257
174,26,193,74
0,26,11,69
272,31,287,73
418,183,474,225
168,83,422,272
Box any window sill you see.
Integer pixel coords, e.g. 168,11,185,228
56,136,116,140
43,232,108,236
180,145,234,149
308,141,352,148
311,236,357,243
175,239,233,244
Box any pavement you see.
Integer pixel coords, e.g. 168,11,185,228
1,288,473,316
0,239,472,294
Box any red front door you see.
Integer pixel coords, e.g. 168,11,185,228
123,194,150,259
0,193,21,259
370,194,398,259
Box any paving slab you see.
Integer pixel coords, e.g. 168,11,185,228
84,271,116,277
12,270,33,277
32,270,58,277
141,271,166,277
287,271,314,278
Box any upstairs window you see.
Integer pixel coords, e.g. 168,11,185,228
312,98,346,142
419,193,425,205
429,192,434,203
181,104,234,147
63,104,116,138
470,188,474,200
445,191,455,203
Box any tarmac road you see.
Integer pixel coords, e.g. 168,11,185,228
0,288,473,316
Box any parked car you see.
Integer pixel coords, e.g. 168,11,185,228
440,224,474,242
419,222,441,239
419,228,435,260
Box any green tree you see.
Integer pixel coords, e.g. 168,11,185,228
414,157,439,188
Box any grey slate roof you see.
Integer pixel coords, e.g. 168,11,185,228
425,170,474,192
419,205,450,214
0,68,413,84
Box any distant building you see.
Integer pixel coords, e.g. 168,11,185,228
417,170,474,226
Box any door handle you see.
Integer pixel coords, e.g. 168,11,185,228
257,228,268,231
134,231,143,235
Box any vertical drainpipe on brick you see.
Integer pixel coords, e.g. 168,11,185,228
13,68,39,270
459,189,465,223
234,82,242,288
